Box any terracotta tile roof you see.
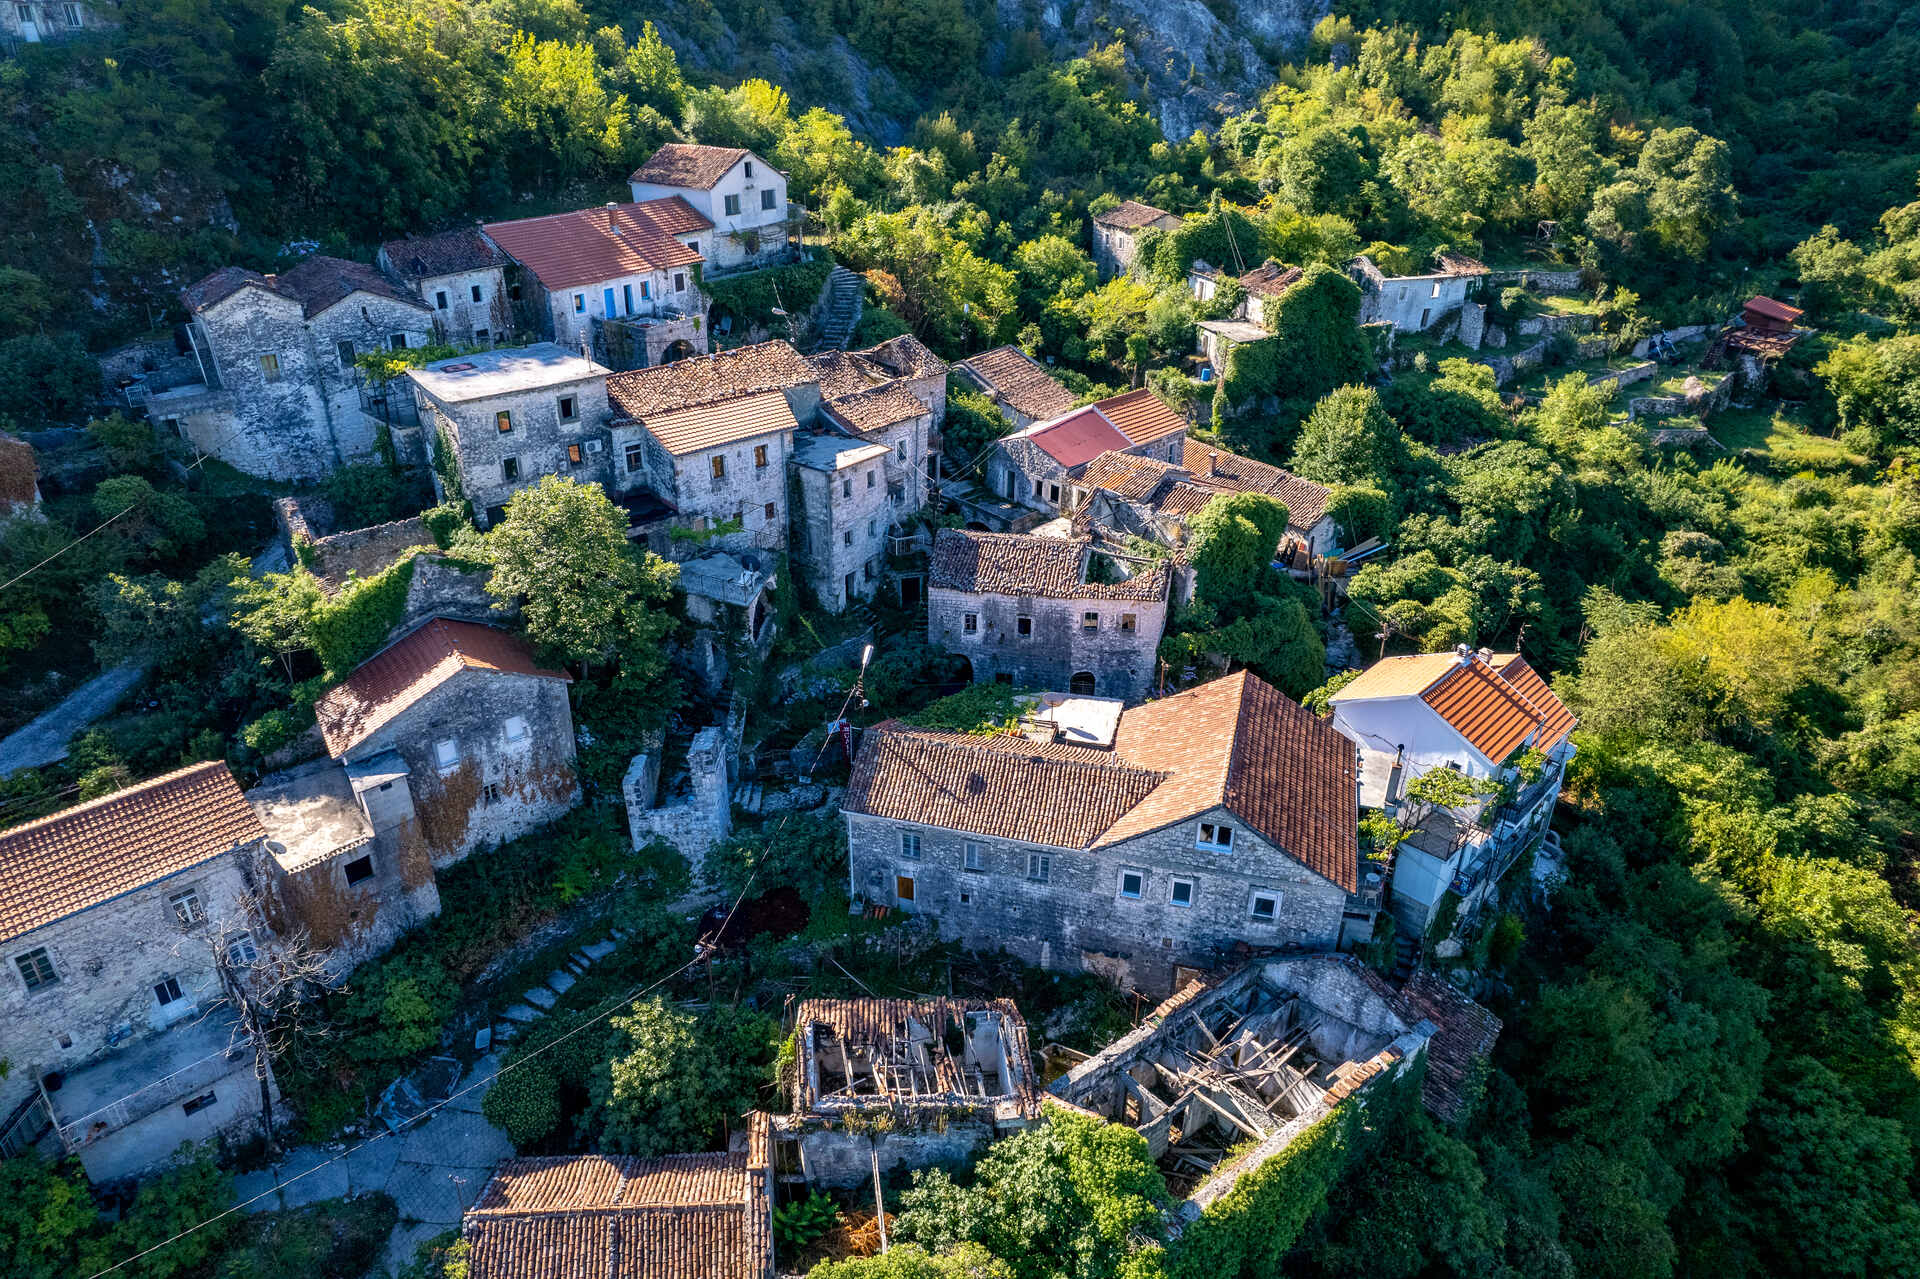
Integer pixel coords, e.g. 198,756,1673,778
1239,261,1303,297
825,381,927,433
1094,199,1176,230
0,430,37,511
636,389,798,457
629,143,752,189
0,762,266,943
484,200,709,291
1420,662,1544,763
956,346,1078,421
1396,971,1501,1123
181,266,279,313
1327,652,1461,701
380,228,509,282
606,340,814,419
1488,654,1577,753
1335,649,1576,765
1163,442,1332,532
315,618,570,758
846,722,1168,849
1103,671,1358,891
857,334,946,380
1025,407,1133,468
273,255,427,318
793,998,1040,1116
809,350,883,401
1079,451,1183,501
1093,388,1187,446
1154,481,1219,518
1266,470,1334,531
1745,295,1804,323
465,1147,769,1279
929,530,1168,601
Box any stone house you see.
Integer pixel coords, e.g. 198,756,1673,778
1194,319,1272,379
406,343,615,528
377,228,514,346
811,334,949,509
986,387,1188,515
165,257,435,482
605,340,819,556
1091,199,1183,279
1070,442,1337,568
791,434,894,612
773,998,1041,1187
928,529,1169,701
0,762,278,1182
843,670,1361,995
482,200,712,371
1346,251,1489,332
460,1118,775,1279
628,143,792,275
953,344,1078,430
1329,646,1577,936
4,0,109,45
313,617,579,866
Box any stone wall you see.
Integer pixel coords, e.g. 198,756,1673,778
1516,311,1593,337
1628,373,1734,421
1589,361,1657,392
928,582,1167,703
420,371,613,527
793,445,894,613
393,556,502,639
789,1120,999,1188
625,707,743,887
1455,303,1486,351
1476,338,1548,388
1484,266,1584,293
1630,324,1713,358
846,806,1349,997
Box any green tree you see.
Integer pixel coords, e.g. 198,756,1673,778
1291,385,1406,489
592,996,776,1155
812,1243,1015,1279
1278,126,1368,220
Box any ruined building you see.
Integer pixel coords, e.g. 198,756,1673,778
377,228,515,347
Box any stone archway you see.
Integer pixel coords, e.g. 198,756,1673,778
661,339,698,363
1069,671,1096,695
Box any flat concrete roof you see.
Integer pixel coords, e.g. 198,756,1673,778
1024,692,1125,749
1198,320,1271,343
677,551,773,607
406,342,610,403
793,433,891,473
248,757,374,873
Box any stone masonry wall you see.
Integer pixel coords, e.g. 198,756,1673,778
928,584,1167,702
846,807,1349,996
423,372,613,527
665,427,794,556
795,448,893,612
793,1121,998,1188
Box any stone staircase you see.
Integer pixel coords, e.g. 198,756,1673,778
491,926,631,1044
809,266,864,353
1389,929,1420,984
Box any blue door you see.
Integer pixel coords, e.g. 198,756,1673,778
623,283,635,314
603,287,617,317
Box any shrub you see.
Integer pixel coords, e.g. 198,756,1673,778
239,709,300,756
482,1057,565,1149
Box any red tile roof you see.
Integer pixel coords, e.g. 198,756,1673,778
1093,388,1187,446
1079,451,1183,501
606,340,815,420
484,200,709,291
929,529,1168,601
825,381,928,433
630,143,752,189
1421,660,1543,765
1396,971,1501,1123
0,762,266,943
1490,654,1576,754
1026,407,1133,467
380,228,509,282
1338,649,1576,764
182,256,426,319
315,618,570,758
638,390,798,456
1744,295,1804,323
1094,200,1177,230
955,346,1079,421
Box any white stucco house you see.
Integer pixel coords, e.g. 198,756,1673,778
628,144,792,275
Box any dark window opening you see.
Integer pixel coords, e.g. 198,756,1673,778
344,855,375,885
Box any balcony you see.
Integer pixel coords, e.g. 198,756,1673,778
46,1013,253,1152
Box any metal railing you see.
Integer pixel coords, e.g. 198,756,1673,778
0,1090,52,1159
53,1041,247,1150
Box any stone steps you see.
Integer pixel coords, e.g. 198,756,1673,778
491,929,629,1044
808,266,864,353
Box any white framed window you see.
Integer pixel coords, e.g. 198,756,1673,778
1026,852,1050,883
503,715,530,744
1248,888,1280,922
1170,878,1195,908
168,889,205,928
900,831,922,859
963,613,978,634
434,738,460,773
625,442,645,474
1197,822,1234,851
1118,868,1144,900
1081,611,1099,632
1430,281,1443,298
963,842,984,872
573,293,586,314
14,947,57,991
496,409,513,434
225,935,259,967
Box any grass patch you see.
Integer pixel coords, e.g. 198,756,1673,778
1711,404,1865,468
229,1194,399,1278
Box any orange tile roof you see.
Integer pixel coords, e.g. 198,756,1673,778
1327,652,1461,701
1026,407,1133,467
1178,440,1331,530
637,389,798,456
955,346,1078,421
929,530,1167,601
1490,654,1577,753
824,381,927,433
1103,671,1358,890
629,143,752,189
0,762,266,943
1094,199,1177,230
1094,387,1187,446
1079,450,1183,501
1333,649,1577,764
315,618,570,758
606,340,815,419
483,199,708,291
1421,660,1542,764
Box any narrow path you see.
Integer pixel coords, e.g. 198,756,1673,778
0,663,145,777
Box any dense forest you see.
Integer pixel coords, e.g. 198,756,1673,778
0,1,1918,1277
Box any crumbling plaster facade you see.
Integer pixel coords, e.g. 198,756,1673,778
928,576,1168,702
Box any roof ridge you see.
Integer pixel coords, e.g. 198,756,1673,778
0,759,230,840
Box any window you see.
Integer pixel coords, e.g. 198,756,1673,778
1120,613,1137,632
1170,879,1195,908
753,444,768,469
764,502,776,521
434,738,460,773
841,477,852,498
482,783,502,806
435,290,449,310
674,272,687,292
225,935,258,967
866,469,876,488
724,193,742,216
510,282,523,300
168,890,205,929
901,831,922,859
963,842,984,872
343,855,375,886
1197,822,1234,851
958,887,975,906
994,672,1012,684
336,339,356,369
863,562,874,582
1048,483,1061,503
573,293,586,314
842,529,853,547
153,976,185,1007
389,333,408,350
1118,869,1144,900
501,456,520,482
1026,853,1051,883
963,613,978,634
15,947,57,991
1081,611,1099,632
182,1092,217,1117
711,454,726,479
557,395,578,422
623,283,635,314
65,2,81,23
1069,672,1096,695
1016,616,1032,636
640,280,652,301
844,572,855,598
625,442,645,474
259,353,281,381
474,328,489,344
567,443,583,466
687,242,699,258
867,518,877,537
762,188,777,211
1248,889,1279,922
1419,308,1430,328
496,409,513,434
504,715,530,744
471,284,483,303
896,441,907,461
891,874,917,908
744,161,755,179
1430,281,1443,298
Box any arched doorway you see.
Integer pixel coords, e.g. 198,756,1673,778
1069,671,1096,695
661,339,697,363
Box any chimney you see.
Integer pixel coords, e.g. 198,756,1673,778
1206,451,1218,476
1455,643,1473,663
1476,646,1495,666
604,202,618,232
